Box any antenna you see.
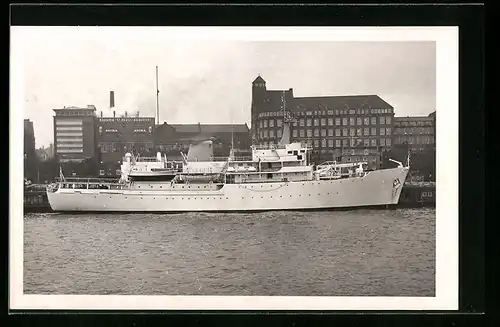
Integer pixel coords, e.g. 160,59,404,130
156,66,160,125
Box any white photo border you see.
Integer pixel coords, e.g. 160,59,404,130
9,26,458,311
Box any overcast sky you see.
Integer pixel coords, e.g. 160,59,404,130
16,28,436,148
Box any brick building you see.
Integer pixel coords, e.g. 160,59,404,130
391,111,436,181
393,111,436,151
53,106,99,163
251,76,395,169
94,112,155,176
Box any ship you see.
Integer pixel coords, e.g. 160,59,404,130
46,91,410,213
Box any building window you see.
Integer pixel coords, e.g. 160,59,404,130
356,128,362,137
335,118,341,125
321,118,326,126
342,139,348,147
380,117,386,125
380,139,386,147
364,117,369,125
350,128,355,136
386,127,392,135
300,119,305,127
307,119,312,127
299,129,305,138
321,139,327,148
269,130,275,138
371,139,377,147
371,128,377,136
350,139,356,147
356,117,362,125
380,128,386,136
350,117,355,125
269,120,275,128
314,119,319,126
264,120,268,128
277,119,282,127
328,118,333,126
335,140,341,148
363,128,369,136
307,129,312,137
342,128,348,137
364,139,370,147
259,131,263,139
328,139,334,148
314,129,320,137
292,129,298,138
99,169,105,176
342,118,348,126
386,116,392,124
263,130,268,138
277,130,282,138
334,129,340,137
314,139,320,148
371,117,377,125
386,138,392,146
321,129,327,137
259,121,263,129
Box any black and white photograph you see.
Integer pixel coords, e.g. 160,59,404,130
10,26,458,310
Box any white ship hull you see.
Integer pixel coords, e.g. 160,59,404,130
47,167,409,212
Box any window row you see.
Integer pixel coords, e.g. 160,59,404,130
259,127,392,139
257,108,393,118
394,135,435,145
259,116,392,128
394,127,434,135
394,120,434,127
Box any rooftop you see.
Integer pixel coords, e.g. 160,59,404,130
293,94,394,111
169,123,250,134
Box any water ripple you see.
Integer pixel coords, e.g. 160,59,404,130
23,208,435,296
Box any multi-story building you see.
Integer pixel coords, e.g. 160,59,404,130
94,111,155,176
394,111,436,151
154,123,251,158
24,119,37,181
251,76,395,169
97,111,155,163
392,111,436,181
53,106,98,163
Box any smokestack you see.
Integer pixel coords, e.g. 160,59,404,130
125,111,128,118
113,111,116,118
136,111,140,117
110,90,115,109
100,111,103,118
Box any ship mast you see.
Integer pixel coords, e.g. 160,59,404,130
156,66,160,125
279,90,292,145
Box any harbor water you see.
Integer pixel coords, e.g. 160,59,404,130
23,208,435,296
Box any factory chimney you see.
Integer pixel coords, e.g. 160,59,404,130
110,90,115,109
100,111,103,118
125,111,128,118
136,111,140,117
113,111,116,118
